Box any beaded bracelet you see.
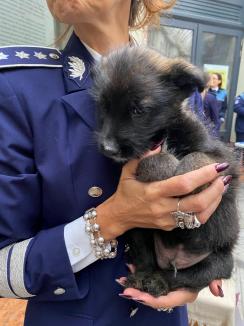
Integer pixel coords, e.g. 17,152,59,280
83,208,118,259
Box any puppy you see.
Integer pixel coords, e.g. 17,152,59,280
91,47,239,296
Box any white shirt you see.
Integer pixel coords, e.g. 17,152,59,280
64,43,102,273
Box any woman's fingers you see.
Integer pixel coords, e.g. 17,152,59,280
121,147,162,179
119,281,223,309
157,196,222,230
179,176,224,213
121,288,198,309
151,163,228,198
196,195,222,224
154,177,225,229
142,146,162,158
209,280,223,297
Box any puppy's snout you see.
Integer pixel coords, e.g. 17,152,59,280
101,139,120,157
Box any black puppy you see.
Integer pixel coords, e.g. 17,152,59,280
91,47,239,296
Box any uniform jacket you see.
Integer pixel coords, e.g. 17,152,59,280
208,88,228,123
0,33,188,325
203,92,220,137
188,89,205,121
188,90,219,137
234,93,244,134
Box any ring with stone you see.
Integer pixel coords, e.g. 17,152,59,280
157,307,173,313
171,199,201,229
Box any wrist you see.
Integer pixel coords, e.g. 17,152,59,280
96,197,126,240
83,207,118,259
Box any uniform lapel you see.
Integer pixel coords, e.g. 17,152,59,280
61,33,96,130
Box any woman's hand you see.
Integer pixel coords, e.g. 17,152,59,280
97,148,229,240
117,277,223,310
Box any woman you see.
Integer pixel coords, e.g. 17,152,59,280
202,73,220,137
208,72,228,133
0,1,229,325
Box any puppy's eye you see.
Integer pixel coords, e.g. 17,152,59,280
132,106,144,116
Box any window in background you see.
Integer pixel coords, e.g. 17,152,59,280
147,25,193,61
200,32,237,93
0,0,56,46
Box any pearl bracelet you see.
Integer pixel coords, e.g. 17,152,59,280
83,208,118,259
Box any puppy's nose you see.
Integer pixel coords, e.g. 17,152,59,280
101,140,119,156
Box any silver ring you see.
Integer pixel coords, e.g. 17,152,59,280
193,215,201,228
157,307,173,313
171,199,201,229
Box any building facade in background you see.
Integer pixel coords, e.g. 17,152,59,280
148,0,244,141
0,0,243,141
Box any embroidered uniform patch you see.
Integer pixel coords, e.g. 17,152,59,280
68,56,86,80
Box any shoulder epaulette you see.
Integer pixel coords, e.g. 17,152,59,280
0,45,63,69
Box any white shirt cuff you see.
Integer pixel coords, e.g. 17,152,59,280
64,217,98,273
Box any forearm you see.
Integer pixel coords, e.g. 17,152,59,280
0,223,89,301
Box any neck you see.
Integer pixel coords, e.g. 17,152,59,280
73,4,131,55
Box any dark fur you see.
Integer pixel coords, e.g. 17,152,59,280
91,47,240,296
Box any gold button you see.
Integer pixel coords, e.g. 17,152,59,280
88,186,103,198
49,53,60,60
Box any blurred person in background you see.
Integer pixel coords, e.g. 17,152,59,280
208,73,228,134
203,73,220,137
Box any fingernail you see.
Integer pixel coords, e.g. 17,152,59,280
115,279,126,287
218,285,224,297
126,263,136,273
215,163,229,173
151,140,164,151
222,175,232,186
119,294,133,300
132,298,146,304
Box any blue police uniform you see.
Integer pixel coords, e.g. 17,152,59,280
203,92,220,137
188,90,219,137
188,89,205,121
234,93,244,142
0,33,188,325
208,88,228,132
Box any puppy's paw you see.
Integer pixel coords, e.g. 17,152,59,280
125,271,169,297
175,152,216,194
136,153,179,182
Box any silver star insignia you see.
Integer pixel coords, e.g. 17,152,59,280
15,51,30,59
0,52,8,60
34,52,47,60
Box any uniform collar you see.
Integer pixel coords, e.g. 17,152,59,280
62,32,95,93
61,33,97,130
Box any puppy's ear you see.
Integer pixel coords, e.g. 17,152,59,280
160,59,205,98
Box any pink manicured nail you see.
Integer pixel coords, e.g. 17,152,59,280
222,175,232,186
115,279,126,287
126,263,136,274
119,293,133,300
215,163,229,173
218,285,224,297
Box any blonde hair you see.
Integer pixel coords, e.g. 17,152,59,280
130,0,176,29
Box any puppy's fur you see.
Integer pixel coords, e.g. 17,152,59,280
91,47,239,296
